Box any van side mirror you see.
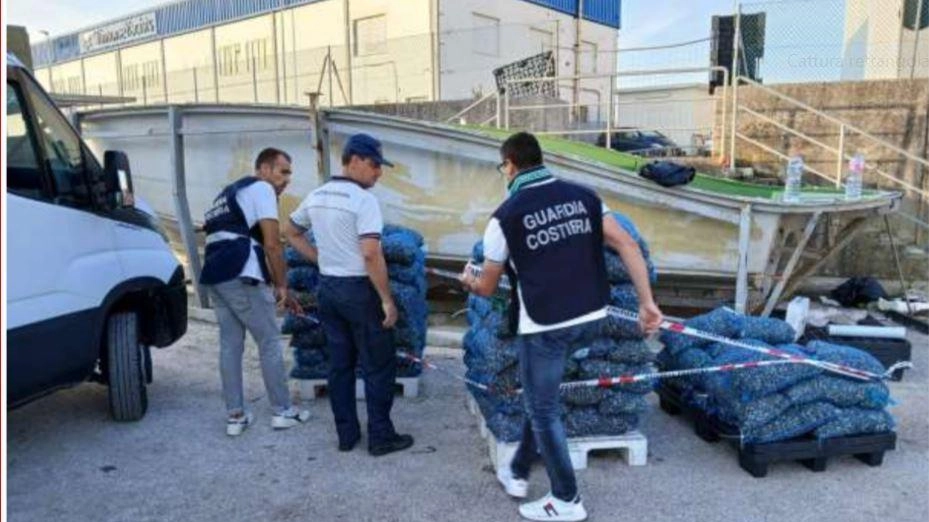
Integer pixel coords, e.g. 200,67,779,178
104,150,135,208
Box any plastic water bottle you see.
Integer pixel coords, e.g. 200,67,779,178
783,155,804,203
845,153,865,200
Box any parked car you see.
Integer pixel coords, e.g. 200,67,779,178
6,52,187,420
597,129,683,157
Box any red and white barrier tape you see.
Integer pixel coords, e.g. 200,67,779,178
425,266,911,382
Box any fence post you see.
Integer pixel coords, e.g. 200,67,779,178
729,3,742,170
252,57,259,103
606,76,615,150
193,68,199,103
835,123,846,188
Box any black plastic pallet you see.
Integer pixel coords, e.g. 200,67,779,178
657,384,896,478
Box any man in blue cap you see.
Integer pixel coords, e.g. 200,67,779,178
284,133,414,456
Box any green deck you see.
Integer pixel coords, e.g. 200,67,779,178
460,125,856,201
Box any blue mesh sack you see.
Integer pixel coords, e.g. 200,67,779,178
563,358,580,380
561,386,608,407
282,312,322,335
291,327,327,349
290,362,329,380
471,240,485,263
710,342,821,400
784,375,890,410
285,246,315,268
608,339,655,365
388,260,425,286
287,266,320,293
668,347,714,391
598,390,649,416
609,284,640,311
382,235,421,266
661,307,745,356
714,393,793,431
565,407,638,437
599,311,645,341
604,250,657,285
805,341,887,376
740,317,796,344
578,360,654,394
486,412,524,442
383,224,424,247
814,409,895,439
743,402,840,444
294,347,327,368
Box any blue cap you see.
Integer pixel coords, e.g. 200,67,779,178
342,133,394,168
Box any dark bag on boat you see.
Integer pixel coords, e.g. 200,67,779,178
638,161,696,188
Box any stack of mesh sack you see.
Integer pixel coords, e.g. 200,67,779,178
285,224,428,380
463,212,658,442
657,307,895,443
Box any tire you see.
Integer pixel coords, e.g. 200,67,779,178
107,312,148,421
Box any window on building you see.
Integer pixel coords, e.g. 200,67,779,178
530,27,554,54
217,43,242,77
141,61,160,89
472,13,500,57
122,64,140,90
245,38,270,72
581,41,597,73
354,15,387,57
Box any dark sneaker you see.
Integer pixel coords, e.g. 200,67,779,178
368,434,414,456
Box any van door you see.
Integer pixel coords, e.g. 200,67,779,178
6,72,125,403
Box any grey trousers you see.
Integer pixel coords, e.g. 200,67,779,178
208,279,292,415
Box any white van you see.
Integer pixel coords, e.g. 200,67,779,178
5,53,187,420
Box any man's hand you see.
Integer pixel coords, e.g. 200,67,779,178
274,287,303,315
638,300,663,335
458,264,477,292
381,299,398,329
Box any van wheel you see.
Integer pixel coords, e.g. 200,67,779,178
107,312,148,421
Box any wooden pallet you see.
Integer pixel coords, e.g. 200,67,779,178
467,395,647,471
657,383,896,478
295,377,420,400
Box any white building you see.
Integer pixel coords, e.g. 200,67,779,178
842,0,928,79
31,0,621,111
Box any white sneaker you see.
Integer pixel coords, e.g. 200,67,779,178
519,492,587,522
496,466,529,498
226,412,254,437
271,408,311,429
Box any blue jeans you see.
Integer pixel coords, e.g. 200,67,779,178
318,275,397,445
510,320,599,502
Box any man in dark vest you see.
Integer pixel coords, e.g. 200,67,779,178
200,147,309,437
460,132,663,522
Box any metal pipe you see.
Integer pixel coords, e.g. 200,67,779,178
729,3,741,171
168,106,209,309
572,0,583,124
835,124,846,188
911,0,926,79
252,57,259,103
211,26,219,103
344,0,354,104
735,203,752,313
884,215,914,315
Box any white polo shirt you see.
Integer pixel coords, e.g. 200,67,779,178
289,177,383,277
235,179,279,281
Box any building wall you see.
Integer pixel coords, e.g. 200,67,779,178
843,0,928,80
616,84,718,151
31,0,618,110
438,0,618,120
163,29,215,103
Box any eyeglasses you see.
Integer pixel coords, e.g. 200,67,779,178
496,160,509,175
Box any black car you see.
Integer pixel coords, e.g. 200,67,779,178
597,129,683,157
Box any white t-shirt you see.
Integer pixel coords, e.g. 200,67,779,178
482,178,611,334
289,177,383,277
235,180,279,281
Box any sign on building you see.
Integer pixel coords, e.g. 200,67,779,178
80,13,158,54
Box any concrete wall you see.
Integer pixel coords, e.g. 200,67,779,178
716,78,929,281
